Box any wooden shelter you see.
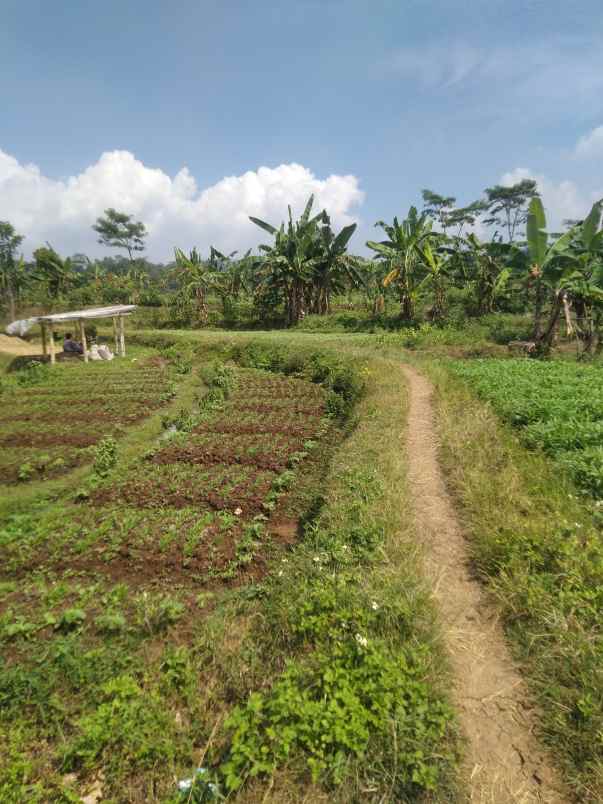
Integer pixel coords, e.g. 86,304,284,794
37,305,137,365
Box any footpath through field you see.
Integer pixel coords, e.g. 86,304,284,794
403,364,568,804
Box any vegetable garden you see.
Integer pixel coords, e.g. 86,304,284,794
450,358,603,497
1,337,459,803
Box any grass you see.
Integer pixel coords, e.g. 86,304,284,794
422,358,603,802
0,334,459,803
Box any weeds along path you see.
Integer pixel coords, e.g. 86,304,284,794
402,365,568,804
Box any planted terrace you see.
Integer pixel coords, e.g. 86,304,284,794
0,353,175,484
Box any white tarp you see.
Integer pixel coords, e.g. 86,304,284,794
5,305,137,337
5,318,38,337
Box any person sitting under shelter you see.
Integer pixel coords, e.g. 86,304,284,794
63,332,84,354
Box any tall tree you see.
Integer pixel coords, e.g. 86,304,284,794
483,179,539,241
421,189,456,233
92,208,147,262
445,201,485,237
0,221,25,320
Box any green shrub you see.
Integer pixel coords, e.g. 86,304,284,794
482,313,533,344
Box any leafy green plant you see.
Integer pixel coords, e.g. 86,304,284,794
93,437,117,477
219,639,451,794
134,593,185,634
15,360,51,387
451,358,603,498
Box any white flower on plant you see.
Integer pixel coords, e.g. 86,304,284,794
371,601,379,611
234,507,243,516
341,544,350,551
277,570,283,577
313,556,321,563
355,633,368,648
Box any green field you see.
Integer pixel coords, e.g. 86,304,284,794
450,359,603,497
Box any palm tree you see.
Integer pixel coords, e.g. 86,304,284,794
366,207,432,321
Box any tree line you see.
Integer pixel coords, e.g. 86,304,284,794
1,179,602,354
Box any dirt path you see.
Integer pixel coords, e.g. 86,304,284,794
0,333,42,356
403,365,568,804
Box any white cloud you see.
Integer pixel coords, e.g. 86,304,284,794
574,125,603,159
500,167,603,230
378,37,603,117
0,149,364,261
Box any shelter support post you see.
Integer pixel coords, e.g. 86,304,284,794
112,316,119,356
79,319,88,363
41,323,48,358
119,315,125,357
48,323,56,365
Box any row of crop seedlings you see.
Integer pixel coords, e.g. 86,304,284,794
87,364,328,579
0,357,175,483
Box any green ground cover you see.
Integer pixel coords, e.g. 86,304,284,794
0,335,458,803
449,358,603,498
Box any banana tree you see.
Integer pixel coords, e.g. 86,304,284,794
551,202,603,354
250,196,323,326
415,240,453,321
208,247,255,318
32,246,75,299
311,215,359,314
173,247,217,323
526,197,575,339
366,207,432,321
463,234,512,315
527,198,603,353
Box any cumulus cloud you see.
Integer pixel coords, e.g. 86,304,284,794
500,167,603,230
574,125,603,159
0,149,364,261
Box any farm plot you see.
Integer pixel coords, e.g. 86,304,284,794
0,354,176,484
0,341,461,804
0,365,335,798
450,358,603,497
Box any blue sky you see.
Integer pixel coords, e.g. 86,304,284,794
1,0,602,259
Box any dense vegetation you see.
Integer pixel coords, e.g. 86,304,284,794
2,180,602,359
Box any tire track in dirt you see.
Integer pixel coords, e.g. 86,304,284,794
403,365,568,804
